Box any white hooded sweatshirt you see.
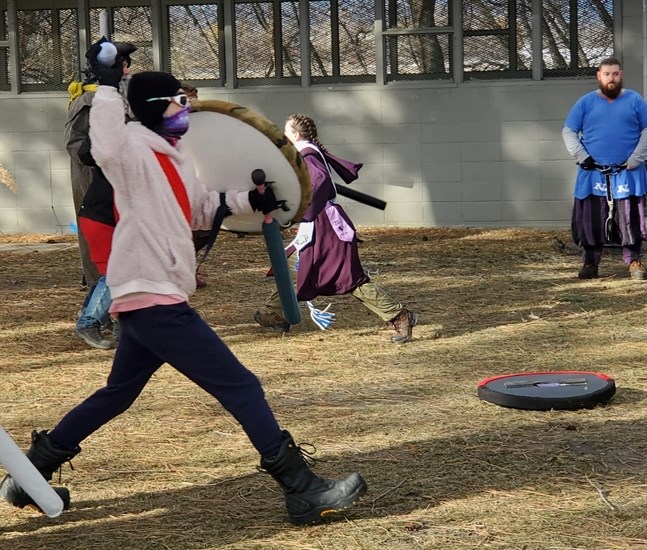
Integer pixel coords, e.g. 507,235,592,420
89,85,253,302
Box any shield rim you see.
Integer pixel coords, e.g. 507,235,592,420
477,370,616,410
190,99,312,232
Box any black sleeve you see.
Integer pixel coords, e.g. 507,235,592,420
77,138,96,167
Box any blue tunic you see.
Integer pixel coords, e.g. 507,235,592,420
564,89,647,199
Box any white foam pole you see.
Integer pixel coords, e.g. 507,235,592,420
99,9,110,41
0,427,64,517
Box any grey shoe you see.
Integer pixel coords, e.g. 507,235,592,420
111,321,121,343
74,326,114,350
390,309,419,344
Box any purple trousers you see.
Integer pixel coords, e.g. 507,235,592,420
571,195,647,265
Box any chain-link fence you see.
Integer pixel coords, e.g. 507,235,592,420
462,0,613,79
310,0,375,83
235,1,298,83
167,4,222,83
542,0,614,77
90,6,154,73
385,0,613,81
14,7,77,91
0,0,618,91
0,10,8,92
385,0,451,80
386,33,452,81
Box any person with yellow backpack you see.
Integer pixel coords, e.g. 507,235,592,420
65,39,137,349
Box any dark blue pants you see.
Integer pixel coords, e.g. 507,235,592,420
50,303,284,458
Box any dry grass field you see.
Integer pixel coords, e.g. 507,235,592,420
1,227,647,550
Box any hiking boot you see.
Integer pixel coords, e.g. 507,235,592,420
629,260,647,280
261,431,367,525
74,326,114,350
578,264,599,279
254,310,290,333
390,309,418,344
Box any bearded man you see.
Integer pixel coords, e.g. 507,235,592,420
563,57,647,280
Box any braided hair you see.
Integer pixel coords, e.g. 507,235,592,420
286,113,330,154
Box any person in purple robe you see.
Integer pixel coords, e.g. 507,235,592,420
254,113,418,344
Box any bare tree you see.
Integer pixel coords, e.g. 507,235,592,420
410,0,446,73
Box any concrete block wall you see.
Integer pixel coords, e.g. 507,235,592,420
0,78,597,234
0,2,643,234
0,95,76,234
202,79,594,228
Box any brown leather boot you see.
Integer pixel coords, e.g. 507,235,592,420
629,260,646,280
390,309,419,344
254,310,290,332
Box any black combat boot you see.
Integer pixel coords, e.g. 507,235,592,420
260,431,367,526
0,430,80,512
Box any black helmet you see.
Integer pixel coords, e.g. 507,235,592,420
83,37,137,83
113,42,137,68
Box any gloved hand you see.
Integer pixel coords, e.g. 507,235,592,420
579,156,597,170
86,38,124,88
248,186,287,215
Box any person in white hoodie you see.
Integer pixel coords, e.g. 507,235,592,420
0,50,367,527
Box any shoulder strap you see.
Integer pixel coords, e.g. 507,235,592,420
154,152,191,225
300,145,330,172
154,151,229,269
299,145,337,197
299,146,320,159
196,192,229,269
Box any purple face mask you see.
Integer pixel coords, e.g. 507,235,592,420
161,105,190,137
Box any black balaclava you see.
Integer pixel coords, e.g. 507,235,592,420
127,72,182,132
